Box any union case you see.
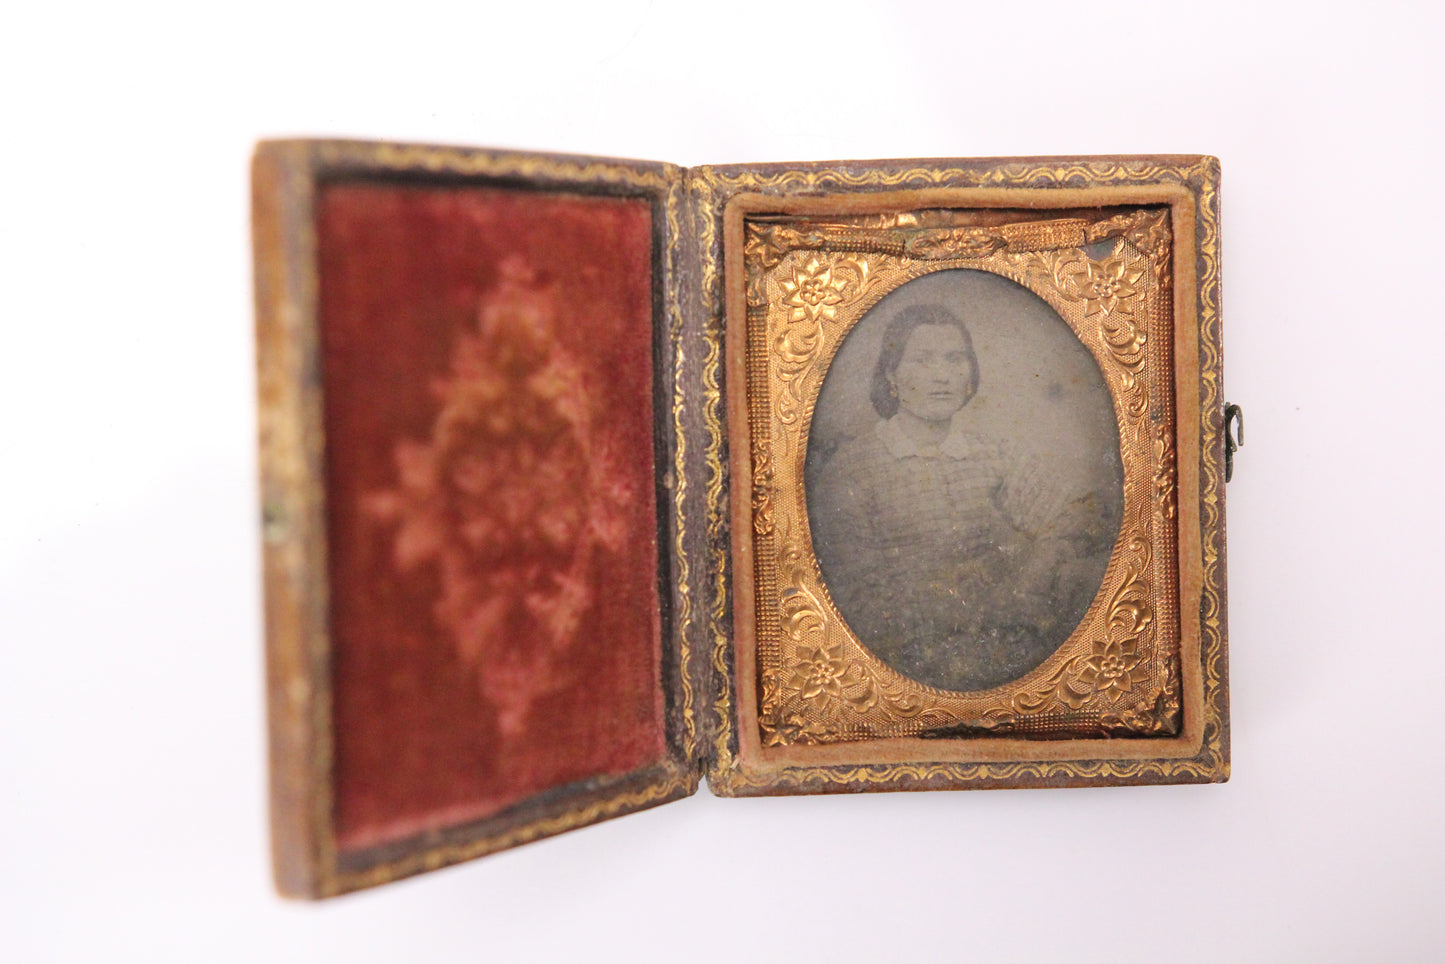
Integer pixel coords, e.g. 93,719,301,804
253,140,1229,897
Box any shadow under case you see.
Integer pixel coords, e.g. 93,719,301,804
253,140,1230,898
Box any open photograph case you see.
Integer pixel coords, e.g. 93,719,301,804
252,140,1229,898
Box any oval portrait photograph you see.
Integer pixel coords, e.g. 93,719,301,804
804,268,1125,693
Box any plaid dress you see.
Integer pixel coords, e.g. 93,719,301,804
807,417,1081,692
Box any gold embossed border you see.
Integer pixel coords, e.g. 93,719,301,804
746,211,1179,745
253,139,702,897
696,157,1227,795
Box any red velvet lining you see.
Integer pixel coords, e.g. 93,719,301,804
316,182,665,852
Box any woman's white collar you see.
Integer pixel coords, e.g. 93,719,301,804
874,415,983,461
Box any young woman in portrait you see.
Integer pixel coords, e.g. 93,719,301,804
807,303,1114,692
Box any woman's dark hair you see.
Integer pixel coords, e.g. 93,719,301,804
869,304,980,417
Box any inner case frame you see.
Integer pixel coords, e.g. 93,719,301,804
697,158,1227,796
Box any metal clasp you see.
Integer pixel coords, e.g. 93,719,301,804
1225,403,1245,482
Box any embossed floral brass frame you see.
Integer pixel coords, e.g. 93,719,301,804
741,208,1179,744
704,157,1227,795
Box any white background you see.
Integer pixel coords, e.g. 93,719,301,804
4,1,1442,961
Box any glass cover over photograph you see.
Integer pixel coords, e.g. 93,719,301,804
805,268,1124,692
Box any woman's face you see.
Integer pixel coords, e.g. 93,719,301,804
889,323,972,423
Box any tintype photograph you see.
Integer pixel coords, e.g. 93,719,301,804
805,269,1123,693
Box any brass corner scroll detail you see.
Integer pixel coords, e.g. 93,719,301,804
743,208,1181,746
